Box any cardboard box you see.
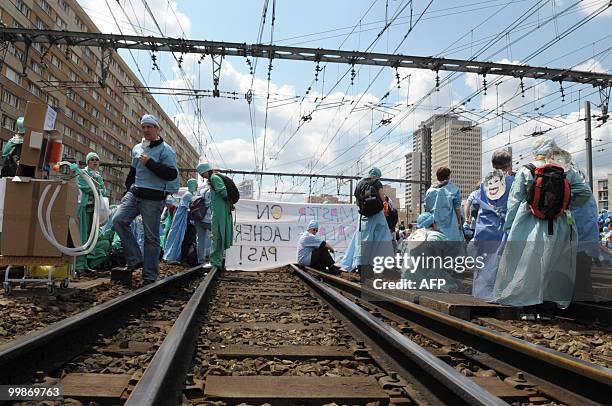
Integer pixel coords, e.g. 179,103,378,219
20,102,57,167
1,177,77,257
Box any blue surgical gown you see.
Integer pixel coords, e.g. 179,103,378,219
163,191,192,262
490,162,592,309
424,182,463,241
471,176,514,300
341,211,392,271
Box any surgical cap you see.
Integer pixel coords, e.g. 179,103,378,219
532,136,558,156
416,212,434,229
166,195,176,205
86,152,100,163
197,162,213,174
368,167,382,178
604,227,609,232
141,114,160,128
307,220,319,229
187,178,198,192
16,117,25,134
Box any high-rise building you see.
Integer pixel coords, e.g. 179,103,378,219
0,0,199,203
429,115,482,198
405,117,433,223
594,174,611,212
382,184,400,210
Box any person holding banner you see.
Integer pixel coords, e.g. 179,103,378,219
297,220,340,274
197,162,233,270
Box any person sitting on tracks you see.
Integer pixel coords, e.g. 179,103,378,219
296,220,341,274
399,212,460,293
490,137,592,310
112,114,179,287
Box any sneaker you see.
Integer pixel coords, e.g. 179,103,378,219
142,279,156,286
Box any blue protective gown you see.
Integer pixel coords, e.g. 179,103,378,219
163,191,192,262
572,195,600,259
424,182,463,242
471,175,514,300
341,211,392,271
490,161,592,308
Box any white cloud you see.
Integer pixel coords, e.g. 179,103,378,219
78,0,190,37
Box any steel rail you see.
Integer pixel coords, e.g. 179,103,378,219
0,265,206,384
126,267,218,406
292,265,507,406
304,267,612,404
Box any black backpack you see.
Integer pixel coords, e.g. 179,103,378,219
355,178,383,217
0,143,22,178
524,163,571,235
212,173,240,206
188,196,208,222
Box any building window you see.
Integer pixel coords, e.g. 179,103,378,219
56,17,67,30
14,0,31,18
2,90,20,109
599,180,608,191
30,61,43,75
2,116,17,132
51,55,61,69
29,82,43,98
4,66,22,85
37,0,51,14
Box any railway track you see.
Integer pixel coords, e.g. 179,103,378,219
2,265,609,405
302,266,612,406
126,267,503,405
0,265,206,404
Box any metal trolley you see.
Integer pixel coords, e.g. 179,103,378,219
1,255,74,295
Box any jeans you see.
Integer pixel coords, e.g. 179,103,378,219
194,221,211,264
112,191,164,281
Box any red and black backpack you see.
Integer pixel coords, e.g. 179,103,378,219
524,163,570,235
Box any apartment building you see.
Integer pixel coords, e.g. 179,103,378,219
0,0,199,203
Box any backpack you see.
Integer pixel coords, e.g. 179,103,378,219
211,173,240,206
188,196,208,222
0,143,22,178
355,178,383,217
524,163,571,235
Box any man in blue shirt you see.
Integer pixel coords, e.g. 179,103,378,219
296,220,340,274
112,114,179,287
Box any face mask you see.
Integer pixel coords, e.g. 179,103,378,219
485,175,506,200
141,138,151,148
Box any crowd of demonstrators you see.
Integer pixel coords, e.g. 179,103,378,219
333,136,609,312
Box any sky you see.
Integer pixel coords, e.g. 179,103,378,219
76,0,612,205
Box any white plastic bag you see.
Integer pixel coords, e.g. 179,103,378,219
98,196,110,226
